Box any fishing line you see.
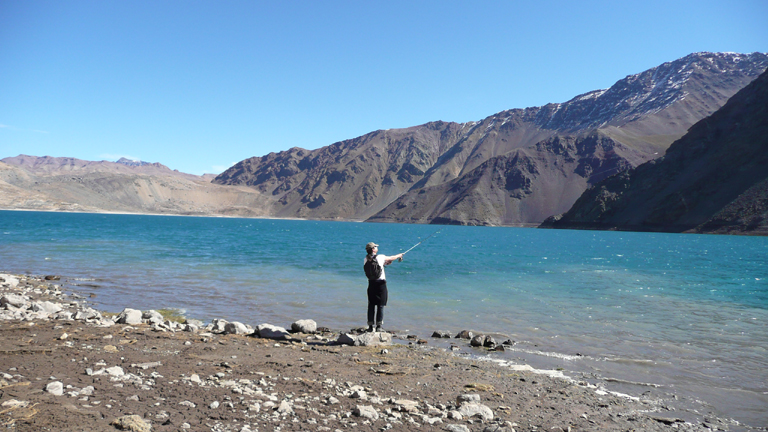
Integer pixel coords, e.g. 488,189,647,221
399,228,443,258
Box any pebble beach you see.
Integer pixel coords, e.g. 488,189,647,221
0,273,741,432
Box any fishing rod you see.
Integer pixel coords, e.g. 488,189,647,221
399,228,443,260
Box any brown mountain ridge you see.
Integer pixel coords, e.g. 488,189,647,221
541,68,768,235
214,52,768,225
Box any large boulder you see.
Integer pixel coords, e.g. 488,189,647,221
337,332,392,347
116,308,142,325
291,319,317,334
256,323,290,340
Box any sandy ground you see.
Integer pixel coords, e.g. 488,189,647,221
0,274,734,432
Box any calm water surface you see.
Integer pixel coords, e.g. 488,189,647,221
1,211,766,427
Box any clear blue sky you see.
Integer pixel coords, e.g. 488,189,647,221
2,1,766,175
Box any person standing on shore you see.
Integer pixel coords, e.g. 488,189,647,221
364,242,403,332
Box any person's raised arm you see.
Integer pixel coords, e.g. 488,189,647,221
384,253,404,265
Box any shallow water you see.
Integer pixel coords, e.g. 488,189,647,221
1,210,767,427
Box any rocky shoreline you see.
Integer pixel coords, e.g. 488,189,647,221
0,273,736,431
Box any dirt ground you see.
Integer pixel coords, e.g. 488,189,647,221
0,275,729,432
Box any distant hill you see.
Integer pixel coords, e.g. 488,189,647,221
541,68,768,235
214,52,768,225
0,155,268,217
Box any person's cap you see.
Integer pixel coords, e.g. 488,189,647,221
365,242,379,252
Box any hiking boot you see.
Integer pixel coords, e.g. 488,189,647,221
376,324,384,332
367,325,374,333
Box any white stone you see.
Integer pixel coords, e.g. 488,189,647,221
291,319,317,333
337,332,392,347
0,294,27,308
224,321,251,335
256,323,290,340
105,366,125,377
353,405,379,421
116,308,142,325
46,381,64,396
0,274,20,288
457,402,494,421
277,400,294,414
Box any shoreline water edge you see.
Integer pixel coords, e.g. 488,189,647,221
0,272,749,432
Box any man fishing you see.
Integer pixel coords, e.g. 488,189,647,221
363,242,403,333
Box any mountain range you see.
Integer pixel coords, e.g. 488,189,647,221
2,52,766,230
213,52,768,225
541,67,768,235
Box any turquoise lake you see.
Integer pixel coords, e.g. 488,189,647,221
1,210,766,427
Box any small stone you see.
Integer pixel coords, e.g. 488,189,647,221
458,402,494,422
46,381,64,396
455,330,474,339
470,335,486,347
105,366,125,377
353,404,379,421
291,319,318,334
210,401,220,409
111,414,151,432
103,345,118,353
431,330,451,338
276,400,294,414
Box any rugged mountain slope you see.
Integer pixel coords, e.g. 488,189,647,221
214,121,465,220
370,52,768,224
542,68,768,235
214,52,768,224
0,156,269,217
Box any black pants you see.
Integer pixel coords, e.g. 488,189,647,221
367,279,388,325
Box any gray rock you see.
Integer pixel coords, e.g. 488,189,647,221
458,402,494,422
337,332,392,347
111,414,152,432
182,323,199,332
0,294,27,308
31,301,62,314
184,318,204,327
209,318,229,333
445,425,470,432
483,336,497,348
256,323,290,339
46,381,64,396
455,330,474,339
483,425,516,432
353,404,379,420
470,335,486,347
224,321,252,335
392,399,419,413
457,394,481,405
0,274,20,288
432,330,452,338
276,400,294,414
291,319,317,334
142,310,164,323
116,308,143,325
